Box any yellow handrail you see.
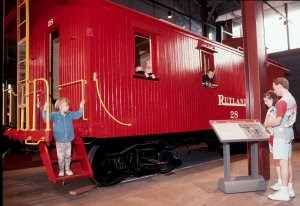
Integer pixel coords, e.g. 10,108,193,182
24,78,50,131
33,81,36,130
17,82,26,130
16,0,30,130
28,90,43,95
56,79,88,120
56,80,87,88
2,88,17,126
31,78,50,131
93,72,132,126
25,136,45,145
18,79,27,83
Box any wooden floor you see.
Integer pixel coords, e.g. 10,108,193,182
3,143,300,206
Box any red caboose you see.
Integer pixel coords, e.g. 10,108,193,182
3,0,288,186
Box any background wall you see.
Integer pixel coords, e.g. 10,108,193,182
269,48,300,138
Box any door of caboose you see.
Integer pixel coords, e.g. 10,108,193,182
49,29,60,107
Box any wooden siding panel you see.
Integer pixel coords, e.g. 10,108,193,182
58,7,91,133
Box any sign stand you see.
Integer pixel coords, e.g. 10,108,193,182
218,142,266,193
210,119,269,193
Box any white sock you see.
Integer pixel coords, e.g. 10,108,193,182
278,179,282,184
288,183,293,188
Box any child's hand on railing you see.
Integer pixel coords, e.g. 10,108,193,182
43,102,49,111
80,100,85,108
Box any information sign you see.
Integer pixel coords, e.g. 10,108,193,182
209,119,269,193
210,119,269,143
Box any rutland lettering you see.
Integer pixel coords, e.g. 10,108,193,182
218,94,246,107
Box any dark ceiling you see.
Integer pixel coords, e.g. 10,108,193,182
206,0,241,17
3,0,242,19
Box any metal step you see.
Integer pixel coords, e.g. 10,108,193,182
50,155,85,164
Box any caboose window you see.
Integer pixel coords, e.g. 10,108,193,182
196,40,216,79
201,52,214,74
200,51,217,88
133,34,158,80
135,35,150,69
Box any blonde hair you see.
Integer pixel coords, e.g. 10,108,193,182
54,97,70,111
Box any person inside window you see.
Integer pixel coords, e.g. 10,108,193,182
135,58,156,79
144,59,155,79
202,69,215,87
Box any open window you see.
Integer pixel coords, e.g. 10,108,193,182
196,40,217,88
133,33,159,81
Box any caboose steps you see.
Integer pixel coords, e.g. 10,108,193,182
50,155,84,164
55,169,91,182
39,138,93,184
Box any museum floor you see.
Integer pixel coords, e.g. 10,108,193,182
3,142,300,206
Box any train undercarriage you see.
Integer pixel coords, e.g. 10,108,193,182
87,140,181,186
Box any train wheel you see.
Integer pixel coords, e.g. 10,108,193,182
88,145,126,186
158,149,178,174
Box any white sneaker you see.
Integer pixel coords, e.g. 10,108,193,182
270,182,281,191
289,187,295,198
58,171,64,177
268,190,290,201
65,170,74,176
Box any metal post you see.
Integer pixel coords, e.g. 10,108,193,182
223,143,230,179
251,142,259,177
32,80,37,130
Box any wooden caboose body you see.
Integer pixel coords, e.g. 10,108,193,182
3,0,288,186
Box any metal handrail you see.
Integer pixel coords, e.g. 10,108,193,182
93,72,132,126
25,136,45,145
56,79,88,120
17,81,26,130
2,88,17,126
28,78,50,131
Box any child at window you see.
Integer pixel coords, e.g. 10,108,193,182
43,97,85,177
202,69,215,87
135,59,156,79
263,90,281,190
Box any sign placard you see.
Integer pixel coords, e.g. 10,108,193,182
209,119,269,143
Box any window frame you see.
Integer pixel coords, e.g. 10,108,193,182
200,51,215,75
196,40,218,88
132,29,159,81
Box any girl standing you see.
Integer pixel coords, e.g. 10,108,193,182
43,97,85,177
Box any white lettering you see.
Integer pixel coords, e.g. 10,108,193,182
230,111,239,118
218,95,224,105
218,94,246,107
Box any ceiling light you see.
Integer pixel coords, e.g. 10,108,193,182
168,10,172,19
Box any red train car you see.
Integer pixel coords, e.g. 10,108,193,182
3,0,288,186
